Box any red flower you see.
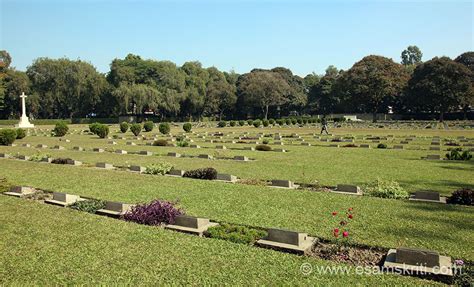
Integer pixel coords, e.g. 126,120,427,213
343,231,349,237
348,207,353,211
348,214,353,219
332,212,337,216
333,228,339,233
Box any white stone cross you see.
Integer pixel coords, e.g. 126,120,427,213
16,92,34,128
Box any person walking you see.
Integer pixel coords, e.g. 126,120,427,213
320,117,329,135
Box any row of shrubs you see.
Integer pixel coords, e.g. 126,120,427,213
217,117,346,128
120,122,193,136
0,128,26,145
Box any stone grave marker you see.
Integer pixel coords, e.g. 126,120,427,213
96,162,114,169
167,152,181,157
167,169,185,177
97,201,134,218
198,154,213,160
129,166,145,173
257,228,315,254
138,151,153,156
271,180,298,189
45,192,84,207
216,174,237,183
93,148,104,153
165,215,219,236
383,247,452,276
409,190,446,203
115,149,128,154
234,156,248,161
4,186,35,197
332,184,362,195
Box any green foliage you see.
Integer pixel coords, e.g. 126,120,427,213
130,123,142,136
285,118,291,125
158,122,170,134
205,223,268,245
29,153,51,162
268,119,275,125
0,129,17,145
89,122,101,134
229,120,236,127
153,139,168,146
276,119,284,125
95,124,109,138
183,167,218,180
291,118,297,125
445,148,472,161
262,119,269,127
144,162,173,175
364,179,409,199
176,139,189,147
253,119,261,128
247,119,253,126
377,143,387,149
52,122,69,137
256,144,272,151
143,121,154,132
120,121,129,133
0,177,12,193
183,122,192,133
217,121,226,128
70,199,106,213
238,120,245,126
15,128,26,139
262,138,270,144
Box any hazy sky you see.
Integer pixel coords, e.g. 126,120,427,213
1,0,473,76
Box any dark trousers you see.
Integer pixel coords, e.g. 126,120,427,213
320,125,329,135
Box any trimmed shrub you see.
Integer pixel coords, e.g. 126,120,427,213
229,120,236,127
120,122,129,133
253,119,261,128
158,122,170,135
183,122,192,133
377,143,387,149
16,128,26,139
153,139,168,146
205,223,268,245
262,138,270,144
276,119,284,125
297,118,303,124
285,118,291,125
238,120,245,126
247,119,253,126
177,140,189,147
291,118,297,125
364,179,409,199
70,199,106,213
183,167,217,180
343,144,358,148
218,121,227,128
446,148,472,161
447,188,473,206
269,119,275,125
262,119,269,127
95,124,109,138
144,121,154,132
52,122,69,137
303,118,309,124
123,200,184,225
0,129,17,145
256,144,272,151
89,122,100,134
144,162,173,175
130,123,142,136
29,153,51,162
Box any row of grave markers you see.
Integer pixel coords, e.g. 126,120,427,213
3,186,454,278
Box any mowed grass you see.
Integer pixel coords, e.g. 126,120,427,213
0,196,439,285
1,159,473,261
1,125,473,194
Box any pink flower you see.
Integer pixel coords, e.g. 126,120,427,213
332,212,337,216
342,231,349,238
348,214,353,219
348,207,353,211
333,228,339,233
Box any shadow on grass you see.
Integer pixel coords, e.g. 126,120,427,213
398,179,474,192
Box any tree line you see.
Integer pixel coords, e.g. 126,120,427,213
0,46,472,122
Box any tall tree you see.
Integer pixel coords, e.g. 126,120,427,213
205,67,236,120
401,45,423,66
406,57,472,121
180,62,209,120
454,52,474,119
270,67,307,116
238,70,290,119
308,66,343,115
343,55,409,122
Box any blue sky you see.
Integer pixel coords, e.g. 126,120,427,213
1,0,472,76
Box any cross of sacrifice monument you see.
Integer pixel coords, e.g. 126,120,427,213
16,92,35,128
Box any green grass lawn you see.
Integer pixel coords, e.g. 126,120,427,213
1,159,473,261
1,124,473,284
1,125,473,194
0,195,442,285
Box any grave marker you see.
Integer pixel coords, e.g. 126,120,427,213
45,192,83,207
165,215,219,236
257,229,315,254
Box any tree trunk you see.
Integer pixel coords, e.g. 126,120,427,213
372,111,377,123
264,105,269,120
439,111,444,122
